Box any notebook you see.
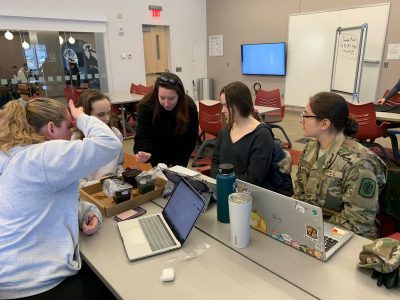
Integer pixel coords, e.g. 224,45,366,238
118,178,205,261
236,179,353,261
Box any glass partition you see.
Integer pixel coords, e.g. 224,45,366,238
0,30,108,106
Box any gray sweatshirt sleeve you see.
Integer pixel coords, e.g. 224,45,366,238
42,114,122,192
78,201,103,230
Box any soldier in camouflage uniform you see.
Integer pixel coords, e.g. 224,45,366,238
294,92,387,239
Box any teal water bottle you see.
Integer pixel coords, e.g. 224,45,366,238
216,163,236,223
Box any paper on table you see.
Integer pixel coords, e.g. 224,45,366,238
169,165,199,177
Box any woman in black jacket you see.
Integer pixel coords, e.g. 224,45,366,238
211,81,293,196
134,72,199,167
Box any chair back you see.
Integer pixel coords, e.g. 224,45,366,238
138,84,153,95
347,102,383,140
255,88,281,107
130,83,141,94
74,89,83,103
130,83,153,95
198,101,222,137
64,86,77,105
255,88,284,121
383,89,400,106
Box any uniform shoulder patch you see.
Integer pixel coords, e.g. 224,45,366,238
358,178,376,198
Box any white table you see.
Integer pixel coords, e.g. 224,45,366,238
79,201,315,299
196,99,279,115
153,197,400,299
376,111,400,123
108,92,143,139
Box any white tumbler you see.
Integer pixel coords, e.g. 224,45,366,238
228,192,252,248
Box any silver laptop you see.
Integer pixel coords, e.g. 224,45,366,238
236,179,353,261
118,178,206,261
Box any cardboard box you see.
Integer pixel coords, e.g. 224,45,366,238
80,178,166,217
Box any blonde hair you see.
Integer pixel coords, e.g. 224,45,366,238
0,98,68,152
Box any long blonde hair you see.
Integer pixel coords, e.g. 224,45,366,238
0,98,67,152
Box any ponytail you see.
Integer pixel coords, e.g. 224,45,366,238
0,100,44,152
344,116,358,137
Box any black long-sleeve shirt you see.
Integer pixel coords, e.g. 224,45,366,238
384,78,400,101
134,96,198,167
211,123,274,187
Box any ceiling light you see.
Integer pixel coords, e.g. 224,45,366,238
59,35,64,45
68,34,75,44
22,40,30,49
4,30,13,40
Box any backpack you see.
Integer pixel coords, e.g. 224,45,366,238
262,124,294,196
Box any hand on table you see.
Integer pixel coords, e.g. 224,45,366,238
376,98,386,105
82,212,100,235
135,151,151,163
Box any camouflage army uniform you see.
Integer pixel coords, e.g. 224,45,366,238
358,238,400,273
294,133,387,239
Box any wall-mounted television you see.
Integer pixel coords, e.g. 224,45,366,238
241,42,286,76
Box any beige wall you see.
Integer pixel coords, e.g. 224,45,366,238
206,0,400,102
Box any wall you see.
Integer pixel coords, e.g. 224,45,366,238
0,0,207,96
207,0,400,102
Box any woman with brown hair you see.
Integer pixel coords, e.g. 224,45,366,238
134,72,198,167
72,89,124,187
211,81,293,196
294,92,387,239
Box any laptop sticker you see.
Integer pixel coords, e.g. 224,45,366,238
271,229,323,260
295,203,306,213
306,225,318,240
331,227,348,237
281,233,292,244
315,241,324,251
250,210,267,233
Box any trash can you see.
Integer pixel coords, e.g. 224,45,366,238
197,78,213,100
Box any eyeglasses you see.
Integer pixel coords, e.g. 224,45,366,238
299,111,322,122
157,75,182,88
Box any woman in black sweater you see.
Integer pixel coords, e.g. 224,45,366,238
211,81,293,196
134,73,198,167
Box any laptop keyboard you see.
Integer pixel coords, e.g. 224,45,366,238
324,236,339,252
139,215,177,252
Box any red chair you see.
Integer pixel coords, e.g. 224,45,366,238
191,101,222,167
130,83,141,94
347,102,390,161
130,83,153,95
255,88,292,148
383,89,400,106
64,86,78,105
137,84,153,95
74,89,83,103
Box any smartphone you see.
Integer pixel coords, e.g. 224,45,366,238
114,207,146,222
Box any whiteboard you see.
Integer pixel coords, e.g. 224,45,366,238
285,3,390,107
330,25,367,98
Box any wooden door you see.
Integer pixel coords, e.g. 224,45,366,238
142,25,169,86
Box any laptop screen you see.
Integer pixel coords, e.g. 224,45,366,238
164,179,205,241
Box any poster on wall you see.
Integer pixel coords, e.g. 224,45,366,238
387,44,400,60
209,35,223,56
61,39,100,89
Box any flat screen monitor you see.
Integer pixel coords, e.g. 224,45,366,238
241,42,286,76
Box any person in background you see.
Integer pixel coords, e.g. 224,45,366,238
11,65,18,80
0,97,121,298
72,89,124,187
17,65,28,83
134,72,198,167
211,81,293,196
377,78,400,105
294,92,387,239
